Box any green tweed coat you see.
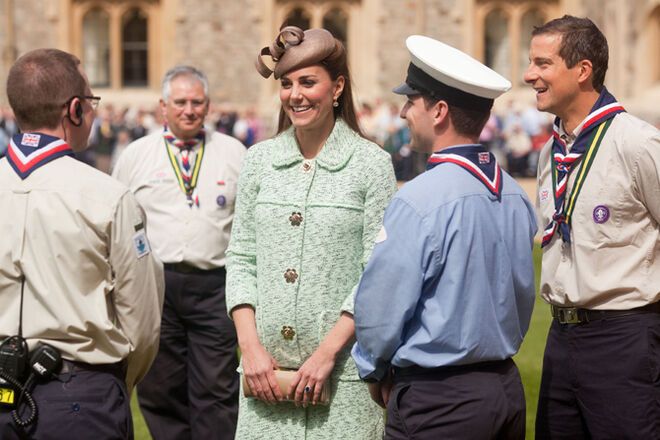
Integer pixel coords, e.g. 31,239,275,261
226,119,397,439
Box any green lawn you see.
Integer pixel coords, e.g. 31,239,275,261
131,394,150,439
514,244,550,439
131,245,549,439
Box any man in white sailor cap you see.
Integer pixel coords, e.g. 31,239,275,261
352,36,537,439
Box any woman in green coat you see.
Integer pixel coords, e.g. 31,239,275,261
226,26,397,439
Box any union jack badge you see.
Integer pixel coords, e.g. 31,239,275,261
21,133,41,147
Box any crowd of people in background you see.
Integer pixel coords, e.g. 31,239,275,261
359,99,553,180
0,99,556,180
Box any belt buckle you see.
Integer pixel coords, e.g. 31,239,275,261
553,306,583,324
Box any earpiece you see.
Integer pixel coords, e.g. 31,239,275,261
66,98,82,127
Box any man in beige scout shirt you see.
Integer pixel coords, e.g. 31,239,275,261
0,48,164,439
526,15,660,439
113,65,246,440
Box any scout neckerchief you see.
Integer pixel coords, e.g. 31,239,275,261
6,133,74,179
427,144,502,201
541,88,625,248
163,128,205,208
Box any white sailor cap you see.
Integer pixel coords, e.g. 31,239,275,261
393,35,511,111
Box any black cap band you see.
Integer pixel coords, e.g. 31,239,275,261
405,63,493,111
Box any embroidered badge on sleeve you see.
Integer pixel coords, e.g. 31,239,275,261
133,230,151,258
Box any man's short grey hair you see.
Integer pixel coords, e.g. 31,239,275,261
161,65,209,101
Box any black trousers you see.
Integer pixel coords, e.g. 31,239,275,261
536,313,660,439
138,267,239,440
386,358,525,440
0,362,131,439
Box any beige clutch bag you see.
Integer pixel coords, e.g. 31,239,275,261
242,369,330,404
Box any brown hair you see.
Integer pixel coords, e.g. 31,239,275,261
532,15,609,91
6,48,87,130
276,37,364,137
422,95,490,139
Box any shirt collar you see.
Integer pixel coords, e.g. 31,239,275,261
434,143,482,153
558,116,589,148
272,118,358,171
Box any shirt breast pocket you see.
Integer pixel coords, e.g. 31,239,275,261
572,182,626,245
208,177,238,213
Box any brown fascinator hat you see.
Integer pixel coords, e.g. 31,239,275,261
256,26,338,79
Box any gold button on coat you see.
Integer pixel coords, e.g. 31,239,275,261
281,325,295,340
284,268,298,283
289,212,303,226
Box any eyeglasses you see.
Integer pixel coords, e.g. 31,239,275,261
81,95,102,110
64,95,102,110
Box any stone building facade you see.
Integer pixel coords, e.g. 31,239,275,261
1,0,659,121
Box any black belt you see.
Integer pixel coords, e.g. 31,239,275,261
59,359,125,378
551,301,660,324
392,359,511,378
163,262,225,275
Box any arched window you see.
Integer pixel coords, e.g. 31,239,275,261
519,9,545,84
484,9,511,80
323,7,348,46
83,8,110,87
122,8,148,87
283,7,311,30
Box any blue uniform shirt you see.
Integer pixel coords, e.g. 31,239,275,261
351,146,537,381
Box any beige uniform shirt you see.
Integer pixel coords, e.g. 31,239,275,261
0,155,164,390
112,131,246,269
537,112,660,309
